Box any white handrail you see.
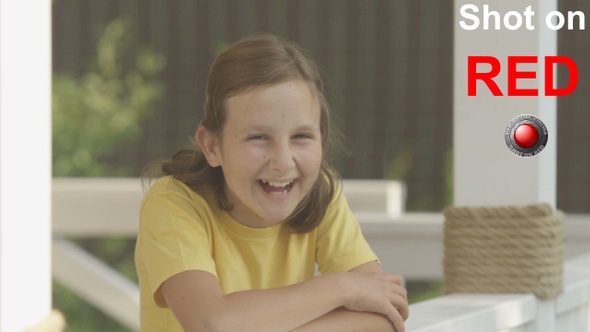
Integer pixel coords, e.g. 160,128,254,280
406,252,590,332
51,177,407,236
51,178,590,331
52,237,140,330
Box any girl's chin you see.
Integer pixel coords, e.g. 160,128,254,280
259,210,295,225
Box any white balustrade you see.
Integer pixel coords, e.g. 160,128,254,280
52,178,590,331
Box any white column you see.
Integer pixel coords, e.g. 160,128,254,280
454,2,558,332
0,1,52,331
454,0,557,209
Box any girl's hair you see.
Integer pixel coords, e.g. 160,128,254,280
143,34,341,233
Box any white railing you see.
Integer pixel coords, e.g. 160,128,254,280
52,178,590,331
405,252,590,332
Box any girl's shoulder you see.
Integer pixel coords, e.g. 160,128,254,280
147,175,192,193
143,175,215,212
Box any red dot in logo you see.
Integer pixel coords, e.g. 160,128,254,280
514,124,539,149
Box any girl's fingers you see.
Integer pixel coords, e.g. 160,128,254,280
385,304,405,332
396,299,410,321
391,284,409,320
349,272,409,324
393,283,408,299
387,289,409,321
385,273,404,286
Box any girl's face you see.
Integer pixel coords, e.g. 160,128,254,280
208,80,323,228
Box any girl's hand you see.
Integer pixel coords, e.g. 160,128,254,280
341,272,408,331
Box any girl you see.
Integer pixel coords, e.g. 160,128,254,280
135,34,408,332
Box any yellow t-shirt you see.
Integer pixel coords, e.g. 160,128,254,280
135,176,378,331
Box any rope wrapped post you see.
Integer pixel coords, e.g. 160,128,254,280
443,203,564,299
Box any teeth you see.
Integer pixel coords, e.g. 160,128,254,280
261,180,293,188
269,189,289,195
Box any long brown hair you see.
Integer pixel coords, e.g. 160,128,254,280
143,34,341,233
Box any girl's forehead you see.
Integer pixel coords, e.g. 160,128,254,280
224,80,321,127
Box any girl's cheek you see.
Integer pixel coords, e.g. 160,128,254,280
301,146,323,168
238,144,274,165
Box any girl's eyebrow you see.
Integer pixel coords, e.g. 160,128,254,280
240,124,319,133
244,125,272,131
240,125,273,133
293,124,320,132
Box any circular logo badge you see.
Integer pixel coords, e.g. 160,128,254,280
505,114,548,157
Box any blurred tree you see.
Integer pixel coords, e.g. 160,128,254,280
53,16,165,176
52,16,165,331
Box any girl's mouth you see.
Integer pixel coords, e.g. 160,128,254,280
257,179,296,195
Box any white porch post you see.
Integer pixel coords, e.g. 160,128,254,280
0,1,53,331
454,1,558,331
454,0,558,208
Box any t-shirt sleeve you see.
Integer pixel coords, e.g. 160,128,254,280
138,190,217,307
315,190,379,274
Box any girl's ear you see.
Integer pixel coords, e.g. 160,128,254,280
196,126,222,167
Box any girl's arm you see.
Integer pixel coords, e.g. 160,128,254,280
290,260,407,332
289,308,397,332
161,261,407,332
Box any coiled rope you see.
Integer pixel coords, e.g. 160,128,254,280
443,203,564,299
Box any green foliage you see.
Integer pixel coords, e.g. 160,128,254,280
53,282,131,332
384,146,415,181
52,17,165,177
385,147,453,211
52,16,164,331
407,280,444,304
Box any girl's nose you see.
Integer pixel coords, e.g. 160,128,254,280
270,141,296,172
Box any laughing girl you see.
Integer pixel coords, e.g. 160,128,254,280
135,34,408,332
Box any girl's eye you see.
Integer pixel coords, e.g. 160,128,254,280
293,134,312,140
248,135,268,141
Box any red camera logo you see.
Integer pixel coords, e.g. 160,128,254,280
505,114,548,157
468,56,579,96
